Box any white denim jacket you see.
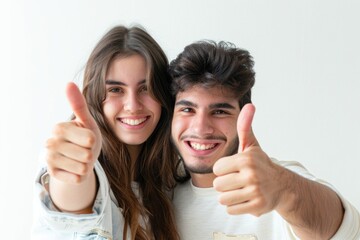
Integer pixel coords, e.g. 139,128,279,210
31,161,130,240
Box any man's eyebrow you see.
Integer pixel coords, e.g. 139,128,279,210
105,79,146,86
175,100,197,108
175,100,236,109
209,103,236,109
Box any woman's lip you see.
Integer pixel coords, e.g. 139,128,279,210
120,117,147,125
118,114,149,119
117,116,150,128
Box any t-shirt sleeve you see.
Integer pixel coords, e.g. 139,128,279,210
272,158,360,239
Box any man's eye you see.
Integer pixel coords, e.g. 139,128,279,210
181,108,193,113
213,110,227,115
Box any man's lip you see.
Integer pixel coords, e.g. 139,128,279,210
184,140,221,154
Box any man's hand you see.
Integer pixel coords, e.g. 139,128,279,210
213,103,285,217
213,103,344,239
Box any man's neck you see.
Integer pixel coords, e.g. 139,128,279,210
190,173,216,188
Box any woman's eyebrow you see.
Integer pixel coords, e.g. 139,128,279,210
105,80,125,86
105,79,146,86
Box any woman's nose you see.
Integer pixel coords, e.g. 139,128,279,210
123,92,143,112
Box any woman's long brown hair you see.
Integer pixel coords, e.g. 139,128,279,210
81,25,179,240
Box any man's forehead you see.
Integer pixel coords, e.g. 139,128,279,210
175,85,239,109
176,85,236,99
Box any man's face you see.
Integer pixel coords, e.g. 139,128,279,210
171,85,240,176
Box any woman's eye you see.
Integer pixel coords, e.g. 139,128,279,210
139,85,148,93
108,87,123,93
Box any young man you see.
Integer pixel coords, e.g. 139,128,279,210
169,41,360,240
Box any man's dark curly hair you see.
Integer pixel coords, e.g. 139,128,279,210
169,40,255,109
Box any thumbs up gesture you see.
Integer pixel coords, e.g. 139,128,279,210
46,82,102,184
213,104,284,217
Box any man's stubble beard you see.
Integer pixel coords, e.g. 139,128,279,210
176,136,239,174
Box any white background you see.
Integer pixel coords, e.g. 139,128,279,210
1,0,359,238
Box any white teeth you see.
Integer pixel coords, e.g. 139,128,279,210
121,117,147,126
190,142,216,150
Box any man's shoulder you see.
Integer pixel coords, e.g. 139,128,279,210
270,158,307,170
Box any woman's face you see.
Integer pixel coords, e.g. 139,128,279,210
102,54,161,146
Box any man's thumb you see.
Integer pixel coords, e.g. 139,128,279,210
237,103,258,152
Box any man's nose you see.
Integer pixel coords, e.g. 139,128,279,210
190,112,214,135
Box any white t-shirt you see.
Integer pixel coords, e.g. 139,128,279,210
173,159,360,240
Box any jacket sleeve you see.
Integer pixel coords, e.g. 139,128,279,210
31,159,114,240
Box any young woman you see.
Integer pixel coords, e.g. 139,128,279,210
32,25,180,240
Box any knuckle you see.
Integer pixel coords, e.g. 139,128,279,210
52,123,66,136
85,132,96,146
246,170,257,182
78,164,88,175
213,179,220,190
218,195,226,205
52,170,66,182
251,185,261,196
45,138,60,151
235,173,243,184
226,206,237,215
226,206,233,214
45,151,58,165
253,198,266,211
83,150,93,162
72,175,82,184
78,163,92,176
242,157,255,169
45,138,54,148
